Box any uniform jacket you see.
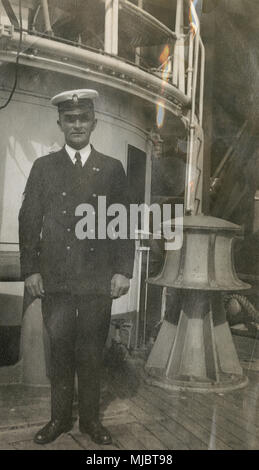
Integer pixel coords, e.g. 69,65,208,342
19,146,135,295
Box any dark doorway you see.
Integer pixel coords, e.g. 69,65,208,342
127,145,147,204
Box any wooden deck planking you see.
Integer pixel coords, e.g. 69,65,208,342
153,417,208,450
70,431,113,451
129,393,172,422
193,390,259,436
136,386,209,450
12,433,83,450
126,398,190,450
189,397,254,449
221,392,259,415
141,386,234,450
1,357,259,450
153,389,232,450
128,392,206,449
139,419,190,450
126,398,164,424
126,422,167,450
128,390,205,449
202,393,259,428
242,389,259,404
217,376,259,412
108,423,148,450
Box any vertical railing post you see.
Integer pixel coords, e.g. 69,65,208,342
104,0,113,53
187,32,194,99
105,0,119,55
112,0,119,55
172,0,182,87
135,0,143,65
199,38,205,127
41,0,53,36
191,33,200,125
184,0,205,215
178,0,185,93
184,32,200,215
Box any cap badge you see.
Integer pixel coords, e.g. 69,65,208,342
72,94,79,104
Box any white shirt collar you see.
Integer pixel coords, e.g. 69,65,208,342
65,143,92,167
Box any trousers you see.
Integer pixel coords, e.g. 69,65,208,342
42,293,112,424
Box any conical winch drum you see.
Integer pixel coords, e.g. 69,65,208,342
145,214,250,392
149,215,250,291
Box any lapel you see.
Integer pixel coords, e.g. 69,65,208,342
82,146,103,180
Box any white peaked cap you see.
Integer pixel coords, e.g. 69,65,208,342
51,89,99,109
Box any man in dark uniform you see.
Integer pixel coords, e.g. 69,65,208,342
19,89,135,445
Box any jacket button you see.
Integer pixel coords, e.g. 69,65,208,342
92,193,97,198
62,210,67,214
90,247,95,252
67,228,71,232
66,246,71,250
62,192,67,196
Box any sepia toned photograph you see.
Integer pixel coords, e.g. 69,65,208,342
0,0,258,453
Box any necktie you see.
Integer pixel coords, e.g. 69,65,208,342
75,151,83,169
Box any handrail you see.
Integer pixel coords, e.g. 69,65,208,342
187,31,194,99
5,31,191,106
199,37,205,127
191,32,200,126
183,2,205,215
0,1,205,112
0,1,205,130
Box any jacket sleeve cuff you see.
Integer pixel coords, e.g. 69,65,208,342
20,253,40,281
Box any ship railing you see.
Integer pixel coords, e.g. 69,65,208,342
0,0,204,117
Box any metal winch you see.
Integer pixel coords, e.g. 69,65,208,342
145,215,250,392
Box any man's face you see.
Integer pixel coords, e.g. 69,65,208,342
58,106,97,150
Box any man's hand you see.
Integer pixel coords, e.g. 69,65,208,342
24,273,45,298
111,274,130,299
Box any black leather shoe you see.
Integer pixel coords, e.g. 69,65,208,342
33,420,73,445
79,420,112,445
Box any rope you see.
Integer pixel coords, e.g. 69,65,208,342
224,293,259,323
